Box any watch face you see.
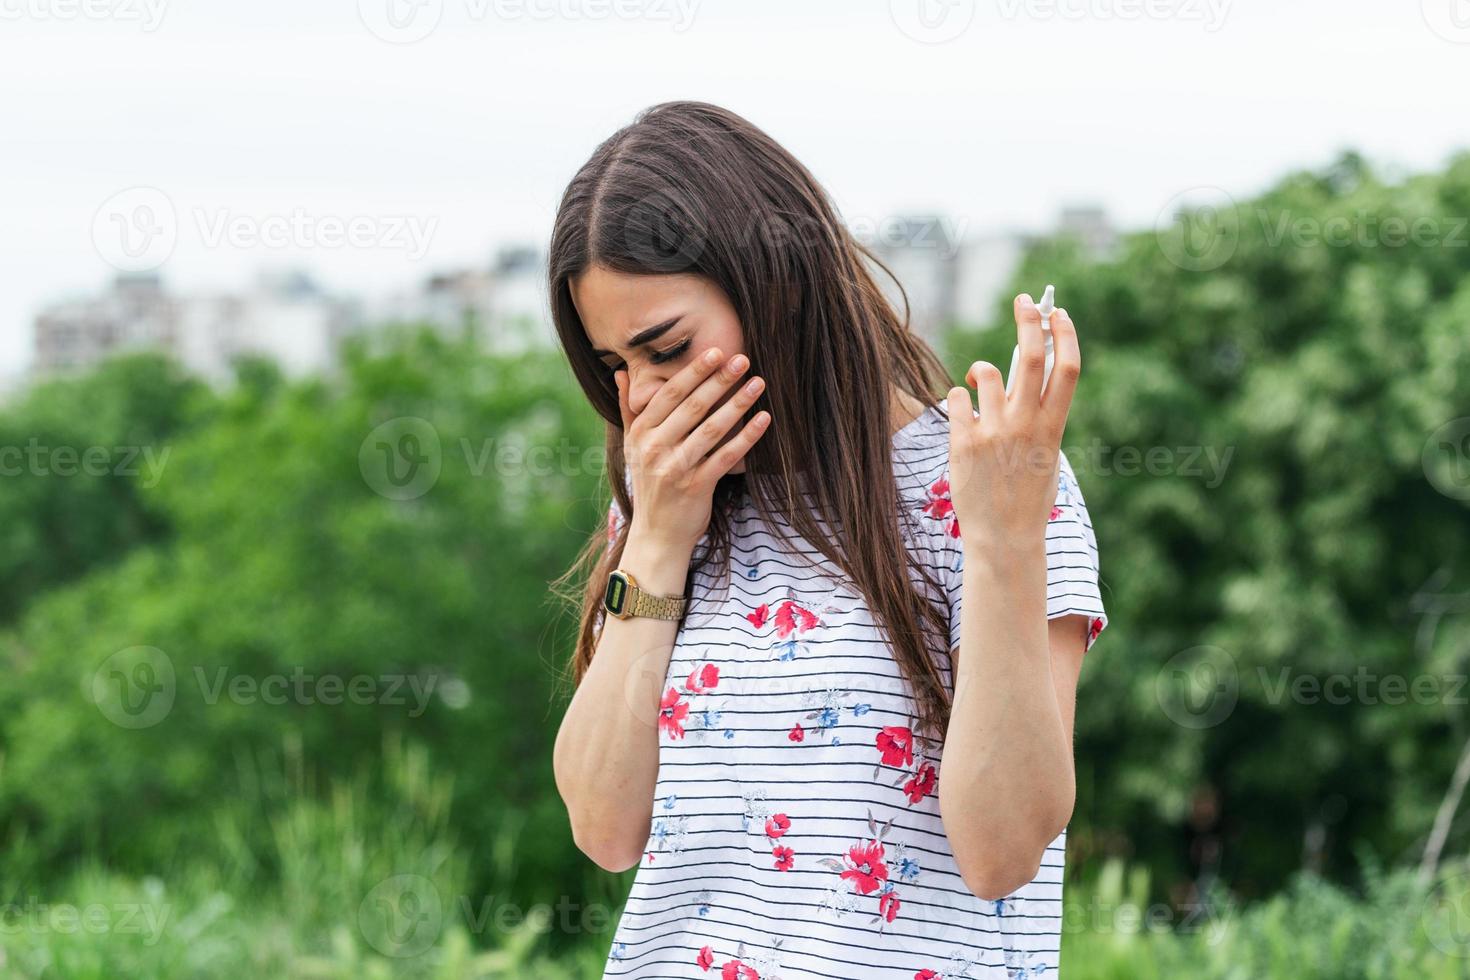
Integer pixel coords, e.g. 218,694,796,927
604,571,630,616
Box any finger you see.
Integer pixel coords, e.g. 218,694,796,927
1011,292,1046,408
693,409,770,485
945,385,974,429
640,346,727,435
686,371,765,464
665,352,750,444
614,369,635,431
1041,307,1080,432
967,360,1005,424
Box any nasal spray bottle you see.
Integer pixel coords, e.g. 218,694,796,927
1004,284,1056,397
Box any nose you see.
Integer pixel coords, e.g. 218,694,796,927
626,364,673,418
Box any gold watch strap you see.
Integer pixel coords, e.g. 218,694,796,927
628,586,686,620
608,568,686,621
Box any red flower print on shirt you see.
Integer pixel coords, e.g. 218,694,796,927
878,889,901,922
684,662,720,694
922,475,962,538
915,971,940,980
773,598,821,637
788,723,805,742
772,845,794,871
1050,504,1062,521
659,687,689,739
697,946,715,971
765,813,790,839
722,961,759,980
876,726,914,768
876,717,939,807
1089,616,1105,645
903,762,938,804
840,839,888,895
744,598,822,636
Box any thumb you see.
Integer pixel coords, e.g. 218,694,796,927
614,369,635,430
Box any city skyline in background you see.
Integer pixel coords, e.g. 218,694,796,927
28,203,1115,386
6,0,1468,390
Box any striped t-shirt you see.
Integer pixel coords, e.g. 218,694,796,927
597,400,1108,980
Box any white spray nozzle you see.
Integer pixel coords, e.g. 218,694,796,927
1037,283,1055,330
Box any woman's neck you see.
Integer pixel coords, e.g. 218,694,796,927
890,387,926,436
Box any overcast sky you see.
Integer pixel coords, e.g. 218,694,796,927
3,0,1467,382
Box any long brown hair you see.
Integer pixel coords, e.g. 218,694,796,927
548,100,960,742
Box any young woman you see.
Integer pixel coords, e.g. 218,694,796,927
550,101,1107,980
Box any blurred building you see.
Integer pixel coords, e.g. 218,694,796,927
34,272,178,374
33,271,357,384
373,245,553,354
866,205,1117,340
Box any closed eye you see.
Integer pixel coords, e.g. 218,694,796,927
649,339,691,365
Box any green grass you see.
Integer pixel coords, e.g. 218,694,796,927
3,738,1467,979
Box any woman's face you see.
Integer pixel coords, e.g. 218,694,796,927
573,264,751,473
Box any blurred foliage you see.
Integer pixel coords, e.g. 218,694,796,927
0,150,1468,975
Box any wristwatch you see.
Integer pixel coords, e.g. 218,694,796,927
603,568,687,621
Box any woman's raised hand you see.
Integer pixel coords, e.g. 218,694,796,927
945,293,1081,553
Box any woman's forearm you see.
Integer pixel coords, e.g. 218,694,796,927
938,534,1076,900
552,531,692,872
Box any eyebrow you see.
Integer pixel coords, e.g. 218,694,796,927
590,317,681,358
